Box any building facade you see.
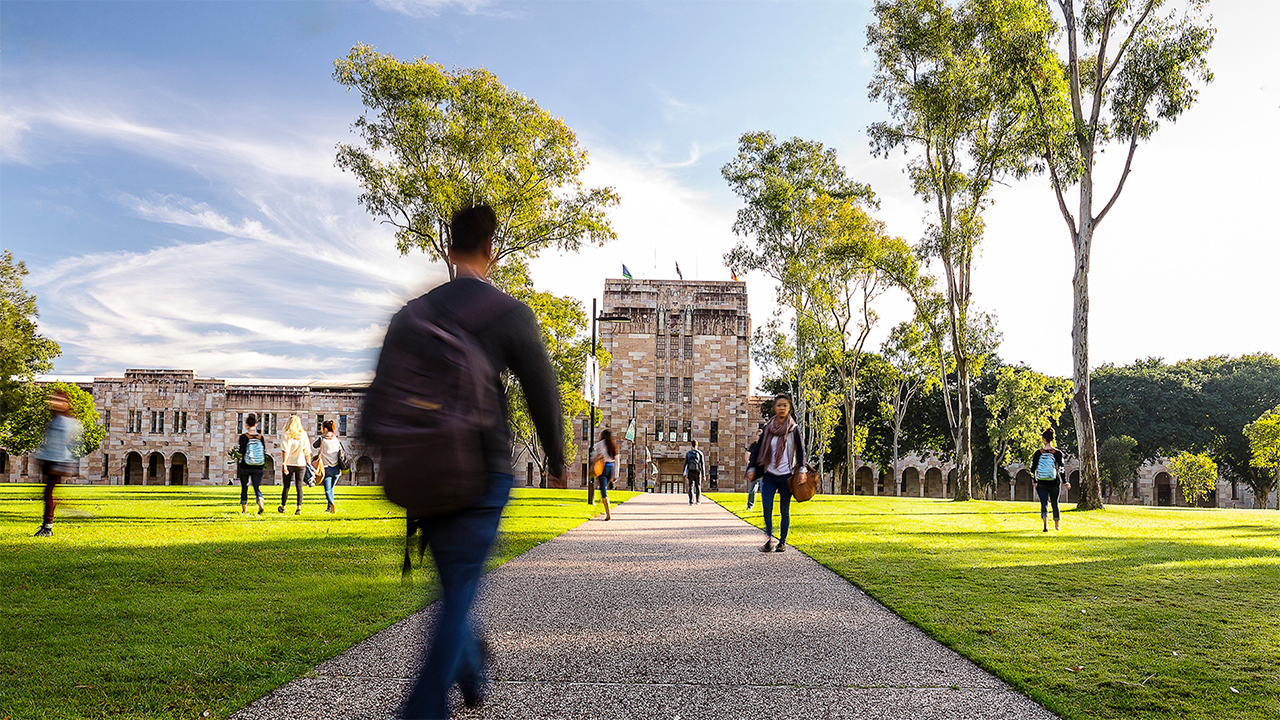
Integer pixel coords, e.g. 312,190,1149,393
0,369,378,487
559,278,753,493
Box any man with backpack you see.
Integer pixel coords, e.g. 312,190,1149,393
365,204,565,720
683,439,706,505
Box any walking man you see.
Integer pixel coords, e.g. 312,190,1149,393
394,204,566,719
683,439,705,505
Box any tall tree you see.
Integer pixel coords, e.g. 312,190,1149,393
1243,405,1280,510
985,366,1073,493
1000,0,1215,510
723,131,875,460
334,44,620,278
867,0,1040,500
1,250,61,423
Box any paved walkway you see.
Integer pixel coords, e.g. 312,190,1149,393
232,493,1057,720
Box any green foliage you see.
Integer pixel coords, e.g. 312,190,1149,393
0,485,626,719
722,494,1280,720
1098,435,1139,502
0,249,61,420
333,44,619,277
985,366,1072,483
1168,450,1218,506
0,382,103,458
1243,405,1280,508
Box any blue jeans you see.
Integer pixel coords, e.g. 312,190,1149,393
1037,481,1061,522
761,472,792,543
596,462,614,499
239,469,263,505
322,466,341,505
403,472,513,720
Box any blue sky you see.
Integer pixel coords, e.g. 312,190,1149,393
3,0,1277,382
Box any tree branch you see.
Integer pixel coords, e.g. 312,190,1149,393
1094,126,1141,226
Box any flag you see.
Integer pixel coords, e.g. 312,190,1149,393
622,264,633,280
675,261,683,280
582,355,599,405
625,419,636,442
731,270,740,282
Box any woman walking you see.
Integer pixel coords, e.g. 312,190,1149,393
238,414,268,514
313,420,344,513
747,393,806,553
1029,428,1070,532
278,415,311,515
32,389,83,537
592,429,618,521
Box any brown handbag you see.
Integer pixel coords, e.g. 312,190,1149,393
591,455,605,479
784,430,817,501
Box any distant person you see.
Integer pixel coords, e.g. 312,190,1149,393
593,429,618,521
1030,428,1069,532
384,203,566,719
747,393,806,553
313,420,345,514
683,439,706,505
278,415,311,515
744,426,763,511
32,389,83,537
238,414,268,514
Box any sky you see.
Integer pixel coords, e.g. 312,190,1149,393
2,0,1277,385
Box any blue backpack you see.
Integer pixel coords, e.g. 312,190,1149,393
244,436,265,466
1036,452,1058,480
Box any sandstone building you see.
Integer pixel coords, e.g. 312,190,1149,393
0,369,378,487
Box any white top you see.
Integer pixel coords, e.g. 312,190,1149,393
317,437,342,467
593,440,618,463
765,432,794,476
281,433,311,467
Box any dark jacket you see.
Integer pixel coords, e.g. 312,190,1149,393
747,425,806,477
419,277,565,478
683,449,705,477
1029,447,1065,482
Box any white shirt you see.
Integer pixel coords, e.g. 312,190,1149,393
282,432,311,467
593,440,617,463
765,432,794,476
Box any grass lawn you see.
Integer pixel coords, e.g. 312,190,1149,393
717,493,1280,720
0,483,631,720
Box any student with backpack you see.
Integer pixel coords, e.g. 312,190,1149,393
32,389,83,537
683,439,706,505
365,203,566,719
238,414,268,514
278,415,311,515
313,419,347,514
1029,427,1070,532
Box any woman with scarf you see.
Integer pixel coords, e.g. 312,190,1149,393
746,393,806,553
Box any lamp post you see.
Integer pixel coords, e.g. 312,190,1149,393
626,389,653,491
586,298,630,504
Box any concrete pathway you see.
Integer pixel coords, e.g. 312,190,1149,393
232,492,1058,720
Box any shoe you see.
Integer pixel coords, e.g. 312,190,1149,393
258,507,264,515
1055,522,1061,531
34,526,52,537
760,539,774,553
278,506,285,513
461,639,494,709
295,508,302,515
775,542,787,553
326,504,335,514
240,505,246,514
746,504,754,511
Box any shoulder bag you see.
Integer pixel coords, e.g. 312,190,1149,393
787,429,817,502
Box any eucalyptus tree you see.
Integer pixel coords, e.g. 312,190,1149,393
723,132,875,457
993,0,1215,510
333,44,619,279
985,366,1073,493
867,0,1041,499
1,250,60,423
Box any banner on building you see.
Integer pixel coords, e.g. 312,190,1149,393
582,356,599,405
625,418,636,442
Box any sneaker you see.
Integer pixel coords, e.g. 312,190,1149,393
775,542,787,553
759,539,774,553
278,506,285,513
34,526,52,537
461,638,494,709
295,508,302,515
745,504,754,511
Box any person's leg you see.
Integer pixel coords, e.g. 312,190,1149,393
1051,483,1062,528
598,476,611,520
1036,483,1051,531
403,474,512,719
250,471,264,512
777,482,792,547
324,467,338,509
760,474,778,548
693,475,701,503
293,469,304,509
279,469,291,511
240,472,249,509
686,475,694,504
38,462,59,533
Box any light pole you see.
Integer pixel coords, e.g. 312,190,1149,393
586,298,630,504
626,389,652,491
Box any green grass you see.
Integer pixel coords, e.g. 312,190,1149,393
716,492,1280,720
0,484,631,720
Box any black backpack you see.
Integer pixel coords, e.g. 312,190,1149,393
364,291,504,517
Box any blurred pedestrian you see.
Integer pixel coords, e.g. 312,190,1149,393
744,426,763,511
683,439,705,505
386,204,566,719
32,389,82,537
1030,428,1069,532
278,415,311,515
593,429,618,521
238,414,268,514
313,419,345,513
747,393,806,553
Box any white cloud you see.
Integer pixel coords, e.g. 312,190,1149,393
370,0,500,18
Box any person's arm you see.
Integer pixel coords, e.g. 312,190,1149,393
1029,450,1042,474
503,304,566,478
794,428,807,467
1056,450,1068,484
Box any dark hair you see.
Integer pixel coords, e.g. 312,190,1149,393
691,439,698,448
323,420,336,434
774,392,793,404
1042,427,1055,443
450,204,498,256
601,429,617,457
246,413,258,427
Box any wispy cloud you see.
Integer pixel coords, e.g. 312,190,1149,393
370,0,503,18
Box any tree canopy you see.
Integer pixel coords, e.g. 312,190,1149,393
985,366,1072,487
334,44,619,279
1,381,103,458
1,250,61,422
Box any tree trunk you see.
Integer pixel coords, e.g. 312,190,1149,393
954,356,973,501
1071,221,1105,510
